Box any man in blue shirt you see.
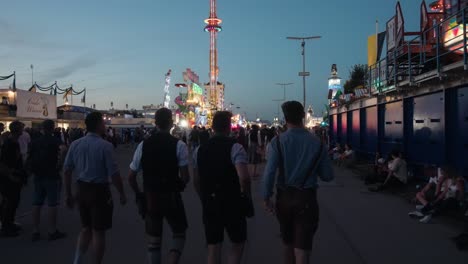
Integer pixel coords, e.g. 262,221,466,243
64,112,126,264
263,101,334,264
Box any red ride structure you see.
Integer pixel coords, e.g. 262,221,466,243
204,0,223,110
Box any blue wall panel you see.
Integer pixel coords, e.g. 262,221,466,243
341,113,348,144
447,87,468,177
380,101,404,156
361,106,378,155
350,110,360,150
407,92,445,165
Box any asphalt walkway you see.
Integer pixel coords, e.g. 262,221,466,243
0,145,466,263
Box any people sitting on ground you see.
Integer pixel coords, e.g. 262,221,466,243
371,150,407,192
336,144,355,167
364,151,387,185
408,166,445,218
416,167,465,224
328,144,342,161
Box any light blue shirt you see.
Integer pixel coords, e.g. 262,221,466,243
129,140,189,172
262,128,334,199
64,133,119,184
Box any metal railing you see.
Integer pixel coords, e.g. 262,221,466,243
369,7,468,94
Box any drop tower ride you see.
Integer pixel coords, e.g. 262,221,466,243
204,0,224,110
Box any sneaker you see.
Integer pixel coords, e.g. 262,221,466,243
415,205,425,211
48,230,66,241
32,232,41,242
408,211,424,218
419,215,432,224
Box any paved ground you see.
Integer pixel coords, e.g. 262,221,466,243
1,145,467,264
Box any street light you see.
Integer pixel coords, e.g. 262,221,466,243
286,36,321,107
275,82,294,101
272,99,283,120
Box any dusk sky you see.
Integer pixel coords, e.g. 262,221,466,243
0,0,420,120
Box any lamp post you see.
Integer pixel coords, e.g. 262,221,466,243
286,36,321,107
276,82,294,101
272,99,283,121
30,64,34,86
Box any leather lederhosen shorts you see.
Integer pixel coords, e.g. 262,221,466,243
276,187,319,250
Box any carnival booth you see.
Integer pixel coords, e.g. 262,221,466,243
0,88,57,129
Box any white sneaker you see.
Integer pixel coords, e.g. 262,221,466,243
419,215,432,223
408,211,424,218
415,205,425,211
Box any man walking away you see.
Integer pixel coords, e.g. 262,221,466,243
195,111,253,264
29,119,66,241
63,112,127,264
263,101,334,264
0,121,26,237
128,108,190,264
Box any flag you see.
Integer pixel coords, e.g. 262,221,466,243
354,88,369,98
81,91,86,104
367,34,378,66
12,74,16,91
367,31,386,66
343,94,352,102
377,31,386,61
333,90,343,100
29,85,37,93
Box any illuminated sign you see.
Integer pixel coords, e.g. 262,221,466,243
192,83,203,95
328,77,342,90
183,68,200,84
443,18,466,54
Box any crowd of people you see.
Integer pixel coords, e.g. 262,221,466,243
1,99,466,264
0,101,334,264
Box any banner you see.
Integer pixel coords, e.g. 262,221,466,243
367,34,377,66
387,16,396,51
16,89,57,119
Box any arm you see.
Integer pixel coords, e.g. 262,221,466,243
63,146,74,208
317,145,334,182
104,144,126,204
192,149,201,196
262,138,279,200
177,141,190,185
128,142,143,195
236,163,251,197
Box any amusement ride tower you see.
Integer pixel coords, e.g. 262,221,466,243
204,0,224,110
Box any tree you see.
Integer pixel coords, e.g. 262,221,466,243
343,64,368,94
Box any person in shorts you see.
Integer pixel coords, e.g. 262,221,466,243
263,101,334,264
29,119,66,241
128,108,190,264
63,112,126,264
195,111,252,264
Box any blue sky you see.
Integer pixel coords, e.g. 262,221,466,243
0,0,420,120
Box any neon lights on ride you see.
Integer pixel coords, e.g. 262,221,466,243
192,83,204,95
163,69,172,108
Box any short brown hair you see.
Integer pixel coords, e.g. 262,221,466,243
212,111,232,134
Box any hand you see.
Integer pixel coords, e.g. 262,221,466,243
263,199,275,216
119,193,127,205
66,195,75,209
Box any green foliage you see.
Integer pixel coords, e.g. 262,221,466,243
343,64,368,94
